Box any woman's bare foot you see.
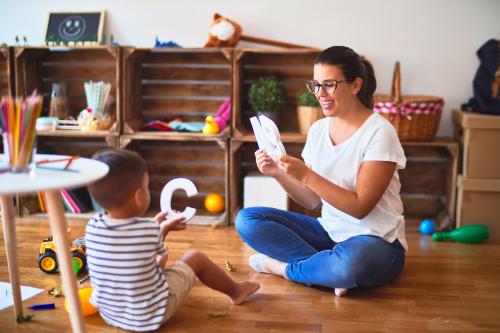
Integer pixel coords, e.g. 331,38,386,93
230,281,260,305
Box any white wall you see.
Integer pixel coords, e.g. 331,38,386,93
1,0,499,136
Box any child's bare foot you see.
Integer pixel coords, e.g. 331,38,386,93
230,281,260,305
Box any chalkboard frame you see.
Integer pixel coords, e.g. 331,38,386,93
45,11,106,44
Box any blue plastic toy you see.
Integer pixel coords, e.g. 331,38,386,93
419,219,436,235
155,37,181,48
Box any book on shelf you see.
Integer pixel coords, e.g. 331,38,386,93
37,192,46,213
66,187,94,213
61,189,80,213
59,191,76,213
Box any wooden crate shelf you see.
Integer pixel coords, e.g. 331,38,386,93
229,140,321,223
229,137,458,227
122,48,232,137
232,48,320,138
19,135,117,216
120,135,229,225
14,46,121,135
0,46,14,97
400,139,458,226
2,47,459,226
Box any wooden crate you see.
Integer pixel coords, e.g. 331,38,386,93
232,49,320,139
0,46,14,97
122,48,232,138
229,138,458,227
229,139,321,223
400,140,458,228
14,46,121,135
19,135,117,215
120,135,229,225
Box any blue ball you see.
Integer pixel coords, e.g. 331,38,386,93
419,219,436,235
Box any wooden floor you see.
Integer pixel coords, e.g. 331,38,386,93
1,217,500,332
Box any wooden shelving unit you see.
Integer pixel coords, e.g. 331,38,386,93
232,48,320,138
229,136,458,226
122,47,232,137
0,46,14,155
399,139,458,228
12,46,121,216
229,139,321,223
120,135,229,226
0,46,14,97
3,46,458,226
120,48,233,224
14,46,122,135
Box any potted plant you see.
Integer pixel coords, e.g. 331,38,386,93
248,76,286,122
296,90,323,134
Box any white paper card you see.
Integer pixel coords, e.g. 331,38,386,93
0,281,44,311
250,115,286,160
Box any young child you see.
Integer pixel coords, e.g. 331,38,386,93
86,149,259,332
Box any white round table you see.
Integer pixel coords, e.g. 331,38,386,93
0,154,108,333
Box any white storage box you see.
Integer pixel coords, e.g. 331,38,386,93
244,173,288,210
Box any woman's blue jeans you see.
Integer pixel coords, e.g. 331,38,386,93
235,207,405,289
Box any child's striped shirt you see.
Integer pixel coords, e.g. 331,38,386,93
85,213,169,331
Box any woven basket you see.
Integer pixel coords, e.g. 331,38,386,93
374,62,444,141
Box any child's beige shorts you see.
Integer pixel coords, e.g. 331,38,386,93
162,261,196,322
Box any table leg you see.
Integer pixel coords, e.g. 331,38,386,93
0,195,23,319
45,190,86,333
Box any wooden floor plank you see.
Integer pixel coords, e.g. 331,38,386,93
0,217,499,332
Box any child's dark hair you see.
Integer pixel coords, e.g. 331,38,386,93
316,46,377,109
88,149,147,210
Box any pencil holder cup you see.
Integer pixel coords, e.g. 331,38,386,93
0,93,43,174
2,132,37,173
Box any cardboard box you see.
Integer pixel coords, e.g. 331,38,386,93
456,176,500,241
452,110,500,179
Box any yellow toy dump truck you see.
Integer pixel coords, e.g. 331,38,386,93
38,236,86,274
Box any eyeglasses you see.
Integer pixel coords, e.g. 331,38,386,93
305,79,345,95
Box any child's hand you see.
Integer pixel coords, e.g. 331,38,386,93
156,254,168,269
154,211,169,224
155,211,187,239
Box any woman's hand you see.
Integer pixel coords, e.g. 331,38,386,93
277,155,310,184
255,149,281,177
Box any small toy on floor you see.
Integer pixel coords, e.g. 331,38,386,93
432,225,489,244
419,219,436,235
64,287,98,316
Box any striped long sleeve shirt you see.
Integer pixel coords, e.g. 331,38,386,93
85,214,169,331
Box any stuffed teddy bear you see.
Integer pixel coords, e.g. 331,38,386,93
204,13,242,47
204,13,312,49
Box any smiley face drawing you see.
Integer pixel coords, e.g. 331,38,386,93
58,15,86,40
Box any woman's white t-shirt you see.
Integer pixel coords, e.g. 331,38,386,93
302,113,408,250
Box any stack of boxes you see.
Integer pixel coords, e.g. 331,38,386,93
452,110,500,240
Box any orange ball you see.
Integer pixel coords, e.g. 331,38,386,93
204,193,225,213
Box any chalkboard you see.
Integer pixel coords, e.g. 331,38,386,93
45,11,105,43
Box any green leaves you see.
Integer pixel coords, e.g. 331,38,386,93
248,76,286,113
297,90,320,107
